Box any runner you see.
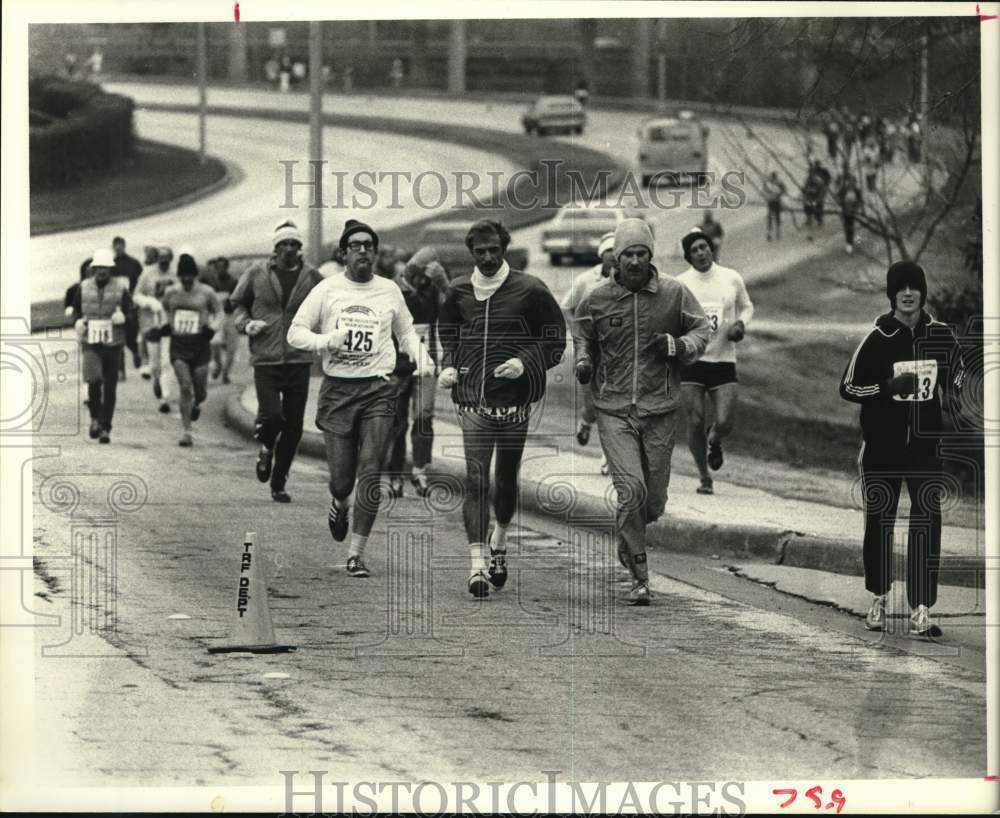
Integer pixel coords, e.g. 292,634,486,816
560,230,615,474
136,242,161,378
207,257,240,384
437,219,566,598
573,219,710,604
111,236,143,370
698,211,724,261
676,228,754,495
839,172,863,255
133,244,176,413
160,254,222,447
70,248,133,444
840,261,965,637
763,171,787,241
287,219,434,578
385,246,446,498
231,220,324,502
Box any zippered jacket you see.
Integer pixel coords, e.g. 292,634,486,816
438,269,566,408
231,257,323,367
840,310,965,453
573,267,711,417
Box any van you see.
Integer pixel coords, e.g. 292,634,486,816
637,116,709,186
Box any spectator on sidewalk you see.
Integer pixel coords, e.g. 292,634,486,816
70,249,133,444
231,220,324,503
839,260,965,638
560,231,615,474
677,228,753,496
573,219,710,605
763,171,787,241
437,219,566,599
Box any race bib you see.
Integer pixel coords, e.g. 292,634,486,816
338,311,381,359
87,319,113,345
892,359,938,402
701,302,723,335
172,309,201,336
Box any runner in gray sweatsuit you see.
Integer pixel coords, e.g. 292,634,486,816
573,219,710,605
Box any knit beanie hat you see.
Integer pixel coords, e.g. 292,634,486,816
339,219,379,251
597,231,616,258
273,219,303,247
681,228,713,262
886,260,927,307
613,218,655,260
177,253,199,278
90,248,116,268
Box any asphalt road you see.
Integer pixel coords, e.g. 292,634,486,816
26,339,986,790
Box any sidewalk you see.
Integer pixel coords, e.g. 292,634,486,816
226,381,986,591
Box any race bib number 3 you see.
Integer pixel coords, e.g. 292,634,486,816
892,359,938,402
338,313,380,357
87,319,113,345
173,309,201,335
702,302,723,335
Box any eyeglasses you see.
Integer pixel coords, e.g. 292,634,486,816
347,241,375,252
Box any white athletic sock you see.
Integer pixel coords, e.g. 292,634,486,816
348,534,368,560
490,524,508,553
469,543,486,574
412,465,426,477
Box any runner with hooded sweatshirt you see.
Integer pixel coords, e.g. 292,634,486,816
840,261,965,638
437,219,566,598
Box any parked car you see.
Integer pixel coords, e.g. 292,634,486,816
637,115,710,187
521,95,586,136
414,222,529,278
541,202,628,265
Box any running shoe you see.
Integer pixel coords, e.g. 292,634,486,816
140,365,151,380
222,374,231,384
152,377,162,399
487,548,508,589
389,477,404,498
468,571,490,598
191,402,201,422
864,594,886,631
599,455,610,475
256,445,273,483
696,477,714,495
411,470,430,497
909,604,942,638
132,350,142,369
89,419,101,440
271,490,291,503
328,501,349,542
576,420,591,446
627,581,652,606
707,437,724,471
346,556,370,578
178,433,193,447
211,362,222,380
158,402,171,414
99,431,111,444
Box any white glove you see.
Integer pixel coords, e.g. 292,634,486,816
438,367,458,389
324,327,348,353
245,319,268,337
111,307,126,326
493,357,524,379
74,319,87,340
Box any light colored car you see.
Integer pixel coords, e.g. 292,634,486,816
521,95,586,136
541,203,628,265
637,115,710,187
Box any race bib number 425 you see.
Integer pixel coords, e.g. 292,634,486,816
338,313,381,356
87,319,113,345
892,359,938,402
173,309,201,335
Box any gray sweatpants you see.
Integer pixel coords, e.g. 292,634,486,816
596,407,677,582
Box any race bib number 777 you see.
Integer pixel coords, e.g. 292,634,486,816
892,359,938,402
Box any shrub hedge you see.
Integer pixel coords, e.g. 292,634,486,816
29,76,136,190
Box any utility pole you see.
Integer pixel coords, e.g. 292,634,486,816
196,23,207,164
656,19,667,109
308,21,324,267
920,22,930,193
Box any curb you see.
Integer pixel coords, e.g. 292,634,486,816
223,390,986,590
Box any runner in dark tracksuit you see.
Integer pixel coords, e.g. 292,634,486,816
840,261,965,638
437,219,566,599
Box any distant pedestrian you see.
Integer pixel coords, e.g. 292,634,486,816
70,249,133,444
573,219,710,605
840,261,965,638
824,114,840,161
437,219,566,598
763,171,787,241
389,57,404,89
698,211,724,260
839,173,863,255
231,220,324,503
907,116,922,163
862,139,881,192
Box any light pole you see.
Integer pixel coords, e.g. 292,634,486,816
196,22,207,164
308,21,324,267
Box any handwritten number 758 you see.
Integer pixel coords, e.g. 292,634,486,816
773,787,845,813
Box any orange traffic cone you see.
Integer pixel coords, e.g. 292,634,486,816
207,532,295,654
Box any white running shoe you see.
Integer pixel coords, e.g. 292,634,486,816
864,594,886,631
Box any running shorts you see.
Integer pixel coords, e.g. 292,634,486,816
680,361,737,391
